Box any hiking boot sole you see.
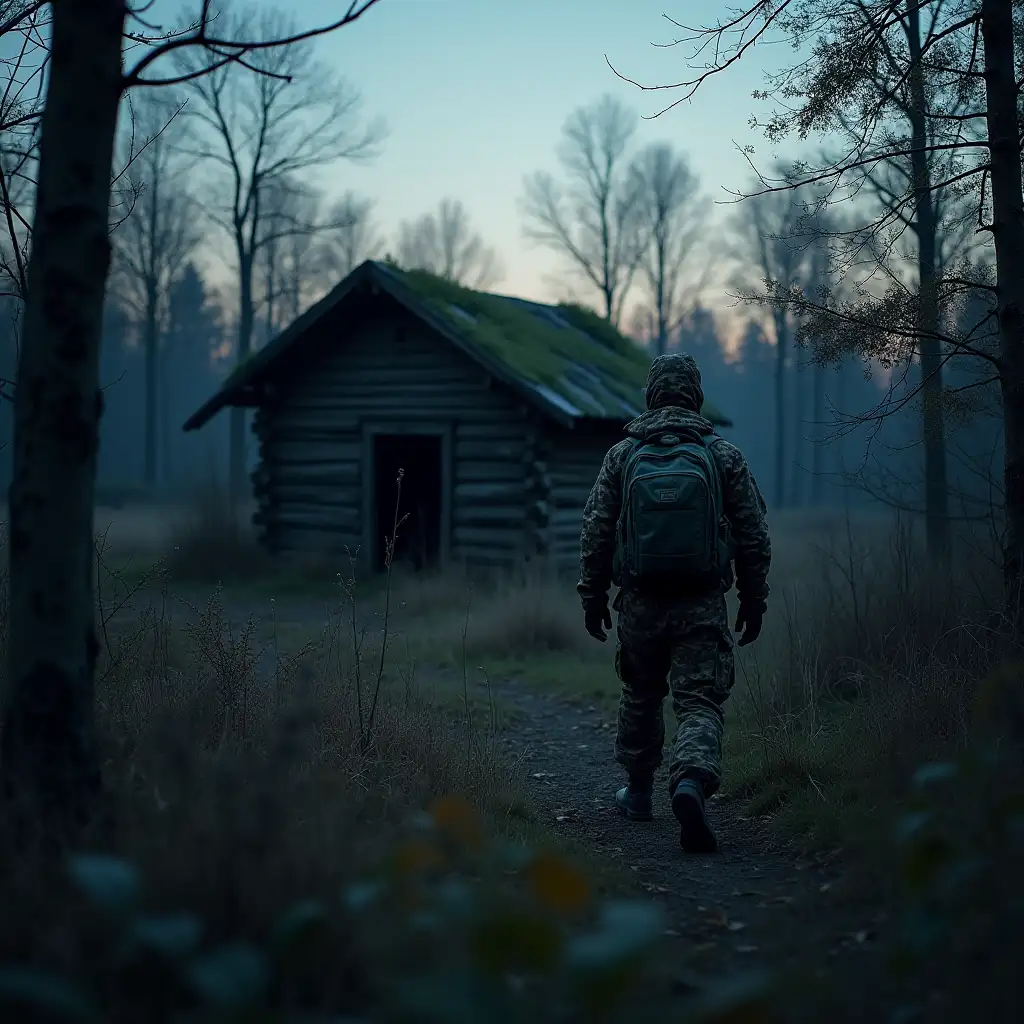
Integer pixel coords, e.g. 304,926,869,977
672,785,717,853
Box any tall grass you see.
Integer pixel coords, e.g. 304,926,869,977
0,502,679,1022
726,513,1005,819
728,511,1023,1021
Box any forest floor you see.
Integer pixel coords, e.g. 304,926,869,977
68,499,1008,1020
488,679,885,1000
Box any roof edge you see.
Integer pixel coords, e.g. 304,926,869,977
182,259,732,431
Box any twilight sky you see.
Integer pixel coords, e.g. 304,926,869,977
180,0,812,340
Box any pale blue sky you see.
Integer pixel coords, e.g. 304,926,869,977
189,0,807,339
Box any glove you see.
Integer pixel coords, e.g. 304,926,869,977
734,602,764,647
584,601,613,643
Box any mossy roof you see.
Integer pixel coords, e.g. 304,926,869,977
183,260,730,431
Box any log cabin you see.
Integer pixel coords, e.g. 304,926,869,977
183,259,731,573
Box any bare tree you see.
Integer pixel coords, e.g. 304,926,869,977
730,184,812,508
520,94,643,326
396,198,502,288
0,2,50,407
317,191,382,279
176,3,386,499
611,0,1024,607
110,91,200,488
1,0,385,839
0,2,48,305
280,203,338,323
629,141,705,355
256,177,317,341
259,180,343,333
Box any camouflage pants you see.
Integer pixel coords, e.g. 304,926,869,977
613,588,735,797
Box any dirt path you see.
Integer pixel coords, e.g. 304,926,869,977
208,594,893,1014
489,679,891,1011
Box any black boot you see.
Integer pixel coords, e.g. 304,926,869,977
671,778,717,853
614,778,654,821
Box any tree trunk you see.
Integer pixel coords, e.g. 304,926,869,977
811,360,824,504
1,0,127,839
143,285,158,489
835,358,848,482
981,0,1024,628
656,243,668,357
160,338,172,489
230,249,255,501
773,311,788,508
264,231,277,343
907,0,951,562
789,356,805,506
143,165,160,490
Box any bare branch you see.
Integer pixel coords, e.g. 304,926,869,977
396,198,503,289
520,94,643,325
122,0,385,88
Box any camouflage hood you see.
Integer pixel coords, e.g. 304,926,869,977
625,353,715,440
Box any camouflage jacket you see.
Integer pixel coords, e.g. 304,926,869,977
577,406,771,612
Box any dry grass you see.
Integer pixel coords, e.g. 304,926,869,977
0,543,530,1013
0,501,695,1021
723,512,1006,838
5,487,1020,1017
461,570,589,663
706,508,1024,1016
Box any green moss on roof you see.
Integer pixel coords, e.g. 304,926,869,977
395,268,650,418
390,267,729,424
194,260,730,429
555,302,636,358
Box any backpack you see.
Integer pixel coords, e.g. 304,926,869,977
613,427,731,590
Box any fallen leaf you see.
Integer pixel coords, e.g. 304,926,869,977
727,921,747,932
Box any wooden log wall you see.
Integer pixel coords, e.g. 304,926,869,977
251,301,534,569
544,425,621,572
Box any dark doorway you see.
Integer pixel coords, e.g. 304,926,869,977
372,433,443,572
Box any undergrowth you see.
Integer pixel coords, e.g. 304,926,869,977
723,511,1024,1020
0,484,710,1023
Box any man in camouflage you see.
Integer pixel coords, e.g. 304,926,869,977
578,353,771,853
